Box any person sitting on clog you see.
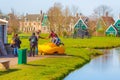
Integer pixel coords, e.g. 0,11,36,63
52,34,64,46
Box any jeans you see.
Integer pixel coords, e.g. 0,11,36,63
14,47,18,56
35,46,38,55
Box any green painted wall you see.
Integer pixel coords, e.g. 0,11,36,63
74,19,87,30
106,25,117,36
42,15,48,27
114,19,120,35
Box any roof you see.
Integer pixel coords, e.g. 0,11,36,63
24,14,43,21
0,19,8,23
87,17,98,31
101,16,115,27
74,17,88,29
73,16,89,23
114,19,120,26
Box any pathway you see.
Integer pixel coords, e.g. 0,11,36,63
0,54,68,67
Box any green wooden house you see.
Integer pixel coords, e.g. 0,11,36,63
41,14,49,33
114,19,120,36
74,18,88,30
95,15,115,36
73,18,88,38
42,14,49,26
105,25,117,36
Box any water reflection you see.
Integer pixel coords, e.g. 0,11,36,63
64,48,120,80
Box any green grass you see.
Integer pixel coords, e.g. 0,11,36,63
66,48,103,61
0,57,86,80
0,48,101,80
2,34,120,80
8,33,120,49
62,37,120,49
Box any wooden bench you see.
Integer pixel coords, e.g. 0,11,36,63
0,60,10,70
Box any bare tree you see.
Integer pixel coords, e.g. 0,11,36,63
62,6,72,36
8,9,19,34
48,3,64,35
48,3,82,36
71,5,79,16
93,5,112,17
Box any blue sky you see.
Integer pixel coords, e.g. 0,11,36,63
0,0,120,20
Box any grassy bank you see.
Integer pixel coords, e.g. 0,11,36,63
0,48,101,80
2,34,119,80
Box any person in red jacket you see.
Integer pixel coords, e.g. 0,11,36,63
48,30,56,42
48,30,56,39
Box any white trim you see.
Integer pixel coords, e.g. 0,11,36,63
73,18,88,29
0,19,8,23
105,24,117,34
114,18,120,26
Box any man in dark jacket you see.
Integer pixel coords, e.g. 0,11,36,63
29,32,38,57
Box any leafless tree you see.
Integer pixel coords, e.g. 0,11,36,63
71,5,79,16
93,5,112,17
62,6,73,36
48,3,64,35
8,9,19,34
48,3,82,36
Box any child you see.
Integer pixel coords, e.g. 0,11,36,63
52,34,64,46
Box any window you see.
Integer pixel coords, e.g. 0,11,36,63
25,18,28,21
38,23,41,25
29,23,31,26
25,23,27,26
118,24,120,26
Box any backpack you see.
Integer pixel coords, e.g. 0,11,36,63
30,36,37,47
31,37,36,43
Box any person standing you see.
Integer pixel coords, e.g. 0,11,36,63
29,32,38,57
12,34,21,56
35,30,44,55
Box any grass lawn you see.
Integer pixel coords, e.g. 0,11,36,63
62,37,120,49
8,34,120,49
0,48,101,80
0,34,120,80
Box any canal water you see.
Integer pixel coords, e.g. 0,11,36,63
64,48,120,80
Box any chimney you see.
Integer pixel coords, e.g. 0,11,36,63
40,10,42,15
80,13,82,16
106,12,108,17
76,13,79,18
26,13,28,16
79,13,82,19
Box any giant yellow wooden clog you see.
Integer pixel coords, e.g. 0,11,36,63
38,42,65,55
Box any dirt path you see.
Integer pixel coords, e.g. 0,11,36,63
0,54,68,67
